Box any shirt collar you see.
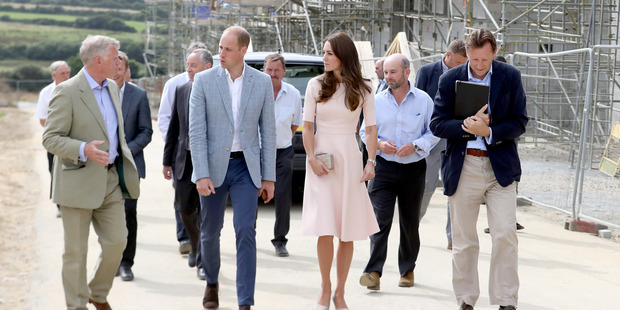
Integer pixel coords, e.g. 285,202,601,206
119,82,126,93
82,68,108,90
225,64,246,81
441,56,449,73
467,61,493,82
387,81,416,100
278,81,289,95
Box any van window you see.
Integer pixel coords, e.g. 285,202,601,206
249,63,324,102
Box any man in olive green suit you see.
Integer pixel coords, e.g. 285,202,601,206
42,35,140,310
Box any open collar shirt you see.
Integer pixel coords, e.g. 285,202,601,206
360,81,439,164
274,81,302,149
466,63,493,150
225,66,246,152
79,69,119,164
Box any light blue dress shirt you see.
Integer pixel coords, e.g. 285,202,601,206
360,82,439,164
79,69,119,164
466,63,493,150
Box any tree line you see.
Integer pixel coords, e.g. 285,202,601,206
0,39,147,92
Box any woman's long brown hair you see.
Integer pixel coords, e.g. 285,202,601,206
316,32,371,111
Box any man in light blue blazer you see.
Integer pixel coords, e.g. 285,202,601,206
188,26,276,310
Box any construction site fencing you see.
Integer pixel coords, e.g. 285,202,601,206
509,46,620,229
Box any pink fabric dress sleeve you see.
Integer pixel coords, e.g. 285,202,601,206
362,83,376,127
303,78,319,122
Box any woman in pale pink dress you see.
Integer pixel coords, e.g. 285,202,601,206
301,32,380,310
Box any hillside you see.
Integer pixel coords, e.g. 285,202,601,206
0,0,160,91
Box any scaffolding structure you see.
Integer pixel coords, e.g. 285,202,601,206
151,0,620,160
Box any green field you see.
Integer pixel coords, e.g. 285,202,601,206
0,10,145,33
0,10,79,22
0,59,52,72
0,20,143,44
0,6,148,77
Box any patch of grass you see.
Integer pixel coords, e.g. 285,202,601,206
0,21,142,44
0,111,5,118
126,20,145,33
0,10,79,22
0,60,51,73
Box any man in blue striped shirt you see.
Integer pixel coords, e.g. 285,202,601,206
359,53,439,290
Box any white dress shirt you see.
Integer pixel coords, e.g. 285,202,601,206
225,66,246,152
119,82,126,104
274,81,302,149
35,82,56,120
157,72,189,140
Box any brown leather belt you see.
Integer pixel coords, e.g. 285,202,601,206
466,148,488,157
230,151,244,159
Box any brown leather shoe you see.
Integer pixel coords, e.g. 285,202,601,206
239,306,251,310
88,298,112,310
203,284,219,309
398,271,414,287
459,302,474,310
359,271,380,290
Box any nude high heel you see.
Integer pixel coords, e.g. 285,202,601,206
316,304,330,310
333,297,348,310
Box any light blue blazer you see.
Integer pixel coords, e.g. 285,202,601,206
188,64,276,188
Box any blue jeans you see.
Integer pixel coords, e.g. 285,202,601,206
199,158,258,306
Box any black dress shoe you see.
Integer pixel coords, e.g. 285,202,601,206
119,264,134,281
275,244,289,257
197,267,206,280
239,306,251,310
499,306,516,310
179,239,191,255
188,250,197,267
203,284,218,309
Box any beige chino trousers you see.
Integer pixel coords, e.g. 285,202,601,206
60,167,127,310
449,154,519,307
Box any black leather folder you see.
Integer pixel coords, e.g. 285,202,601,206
454,80,489,119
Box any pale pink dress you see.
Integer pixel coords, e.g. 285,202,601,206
301,77,380,242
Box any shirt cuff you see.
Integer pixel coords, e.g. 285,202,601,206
79,142,87,162
485,128,493,144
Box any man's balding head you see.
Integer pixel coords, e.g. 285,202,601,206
383,53,410,91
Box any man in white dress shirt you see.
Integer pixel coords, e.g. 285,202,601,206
262,53,302,257
35,60,71,218
157,42,207,255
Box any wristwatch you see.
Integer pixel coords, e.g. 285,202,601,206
367,158,377,167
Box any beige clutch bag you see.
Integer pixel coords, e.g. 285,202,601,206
315,153,334,170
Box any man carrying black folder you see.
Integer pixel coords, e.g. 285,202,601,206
430,29,527,310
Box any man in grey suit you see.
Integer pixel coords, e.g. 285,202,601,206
415,39,467,250
163,48,213,280
189,26,276,310
113,51,153,281
43,35,140,310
